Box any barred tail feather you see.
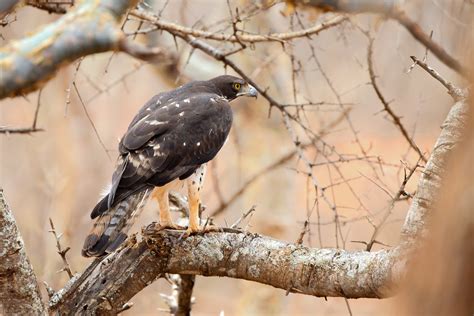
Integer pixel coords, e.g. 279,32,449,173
82,189,151,257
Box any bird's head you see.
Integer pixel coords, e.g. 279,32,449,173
209,75,258,101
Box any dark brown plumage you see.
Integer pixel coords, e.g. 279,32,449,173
82,75,257,257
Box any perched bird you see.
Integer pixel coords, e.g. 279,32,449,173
82,75,258,257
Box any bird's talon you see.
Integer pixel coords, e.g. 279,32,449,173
178,229,192,240
160,222,179,230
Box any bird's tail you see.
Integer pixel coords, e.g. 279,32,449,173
82,188,151,257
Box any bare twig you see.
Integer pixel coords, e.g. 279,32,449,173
367,37,427,162
131,9,347,44
72,82,112,161
392,10,466,76
366,158,422,251
230,205,256,229
211,148,302,216
0,89,44,134
410,56,467,101
48,218,74,279
296,220,310,245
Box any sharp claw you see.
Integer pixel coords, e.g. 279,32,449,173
178,231,187,241
159,221,181,230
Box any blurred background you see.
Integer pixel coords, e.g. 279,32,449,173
0,0,472,315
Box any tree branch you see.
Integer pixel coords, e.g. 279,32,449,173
0,0,175,99
400,98,469,246
50,228,400,314
130,9,347,44
0,88,44,134
367,37,427,162
409,56,468,101
26,0,74,14
0,189,45,315
160,274,196,316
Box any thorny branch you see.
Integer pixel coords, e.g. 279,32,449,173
409,56,468,101
365,157,422,251
130,9,347,44
367,37,427,162
48,218,74,279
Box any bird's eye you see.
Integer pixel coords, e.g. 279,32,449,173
232,83,241,91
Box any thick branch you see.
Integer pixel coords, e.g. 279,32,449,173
0,189,45,315
50,229,400,314
0,0,138,99
400,98,469,246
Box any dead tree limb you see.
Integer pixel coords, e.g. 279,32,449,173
0,189,45,315
399,59,469,246
367,37,427,163
50,228,400,314
0,0,174,100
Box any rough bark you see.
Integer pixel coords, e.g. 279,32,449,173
396,96,474,316
400,99,470,246
50,229,400,314
0,189,45,315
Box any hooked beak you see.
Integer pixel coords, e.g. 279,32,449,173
237,84,258,98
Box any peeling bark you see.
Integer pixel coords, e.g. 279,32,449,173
0,189,45,315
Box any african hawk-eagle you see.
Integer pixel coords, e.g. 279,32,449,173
82,75,257,257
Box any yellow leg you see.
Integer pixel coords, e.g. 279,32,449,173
151,186,176,228
187,184,201,233
186,165,207,234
